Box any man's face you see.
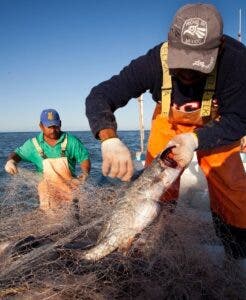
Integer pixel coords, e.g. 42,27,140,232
169,68,207,85
40,124,61,140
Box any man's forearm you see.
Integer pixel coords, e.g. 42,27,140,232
80,159,91,174
8,152,21,163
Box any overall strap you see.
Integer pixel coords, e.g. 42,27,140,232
160,42,217,117
32,134,68,158
60,134,68,157
160,42,172,117
200,66,217,117
32,137,47,159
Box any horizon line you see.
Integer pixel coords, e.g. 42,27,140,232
0,129,150,134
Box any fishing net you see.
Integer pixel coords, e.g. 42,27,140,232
0,168,245,299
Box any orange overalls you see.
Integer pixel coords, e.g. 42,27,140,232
145,42,246,229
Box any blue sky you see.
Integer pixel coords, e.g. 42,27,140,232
0,0,245,132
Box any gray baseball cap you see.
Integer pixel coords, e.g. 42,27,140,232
167,3,223,73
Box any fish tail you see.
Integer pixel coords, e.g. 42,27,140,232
80,236,119,261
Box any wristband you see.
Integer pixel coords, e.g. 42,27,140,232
100,136,118,143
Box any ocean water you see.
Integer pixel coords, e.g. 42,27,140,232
0,130,210,202
0,130,148,185
1,131,246,299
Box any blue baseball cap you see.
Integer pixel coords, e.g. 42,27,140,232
40,109,61,127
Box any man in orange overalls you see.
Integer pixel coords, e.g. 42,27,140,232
85,3,246,267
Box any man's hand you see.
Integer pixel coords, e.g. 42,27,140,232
101,138,134,181
241,136,246,153
4,159,18,175
77,171,89,184
167,133,198,168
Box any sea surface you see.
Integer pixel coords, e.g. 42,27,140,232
0,129,211,217
0,130,149,185
1,130,244,208
1,131,246,299
0,129,209,217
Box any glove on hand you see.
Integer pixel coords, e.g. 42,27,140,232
241,136,246,153
167,133,198,168
5,159,18,175
101,137,134,181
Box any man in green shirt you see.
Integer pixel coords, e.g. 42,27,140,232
4,108,91,212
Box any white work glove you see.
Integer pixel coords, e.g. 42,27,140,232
101,137,134,181
4,159,18,175
167,133,198,168
241,136,246,153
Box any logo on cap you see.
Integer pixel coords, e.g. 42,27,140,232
192,57,215,70
181,18,207,46
47,111,55,120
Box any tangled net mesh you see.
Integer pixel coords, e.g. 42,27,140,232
0,168,245,300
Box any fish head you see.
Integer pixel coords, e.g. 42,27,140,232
159,145,178,169
131,146,182,201
151,146,183,191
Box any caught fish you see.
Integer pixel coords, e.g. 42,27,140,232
79,146,182,261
